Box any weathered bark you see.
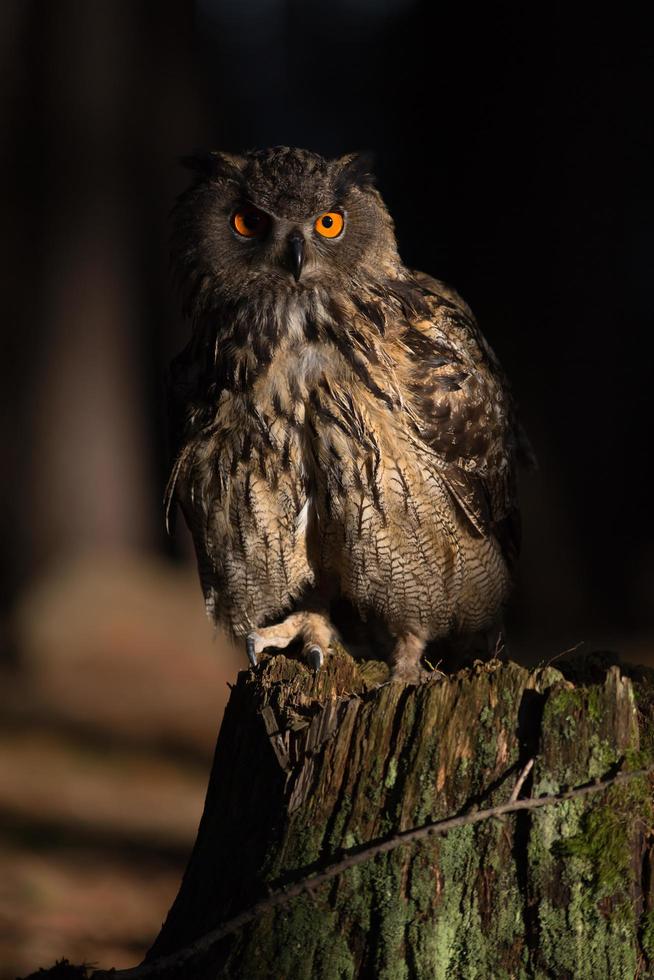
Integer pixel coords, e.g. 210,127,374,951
139,652,654,980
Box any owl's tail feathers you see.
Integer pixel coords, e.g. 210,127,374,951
246,612,335,672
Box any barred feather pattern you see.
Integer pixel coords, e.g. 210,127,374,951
168,271,518,641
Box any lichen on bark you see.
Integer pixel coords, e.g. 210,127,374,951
144,655,654,979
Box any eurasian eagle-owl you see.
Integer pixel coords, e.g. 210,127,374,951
167,146,530,682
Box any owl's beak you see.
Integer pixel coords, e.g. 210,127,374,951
287,231,305,282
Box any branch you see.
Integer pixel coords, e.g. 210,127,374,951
510,757,534,801
92,762,654,980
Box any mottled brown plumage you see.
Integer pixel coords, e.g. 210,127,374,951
167,147,531,680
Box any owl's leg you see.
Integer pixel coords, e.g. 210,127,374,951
389,633,429,684
246,612,334,671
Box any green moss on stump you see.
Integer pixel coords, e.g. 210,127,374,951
145,657,654,980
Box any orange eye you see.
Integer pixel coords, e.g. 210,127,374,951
232,206,269,238
315,211,344,239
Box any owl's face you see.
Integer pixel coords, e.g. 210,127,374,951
173,147,400,308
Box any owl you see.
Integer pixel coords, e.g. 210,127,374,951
167,147,531,682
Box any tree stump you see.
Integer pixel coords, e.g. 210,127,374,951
137,652,654,980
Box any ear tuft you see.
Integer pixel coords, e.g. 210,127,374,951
334,152,376,193
179,150,245,184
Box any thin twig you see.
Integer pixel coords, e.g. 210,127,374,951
540,639,585,669
510,758,535,801
92,763,654,980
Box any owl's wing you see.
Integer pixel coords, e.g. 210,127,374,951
400,270,534,565
164,331,230,621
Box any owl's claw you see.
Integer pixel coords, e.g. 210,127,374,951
244,616,332,672
246,635,258,668
306,645,324,672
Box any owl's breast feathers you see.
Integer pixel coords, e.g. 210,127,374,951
167,272,530,631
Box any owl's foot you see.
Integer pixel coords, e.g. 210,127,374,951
246,612,334,672
390,633,431,684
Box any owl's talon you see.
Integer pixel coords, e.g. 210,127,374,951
307,645,324,672
246,635,258,668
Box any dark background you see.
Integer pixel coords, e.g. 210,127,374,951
3,1,652,657
0,2,652,972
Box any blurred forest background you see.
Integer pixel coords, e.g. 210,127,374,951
0,1,652,976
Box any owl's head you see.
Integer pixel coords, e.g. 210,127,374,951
173,146,400,310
